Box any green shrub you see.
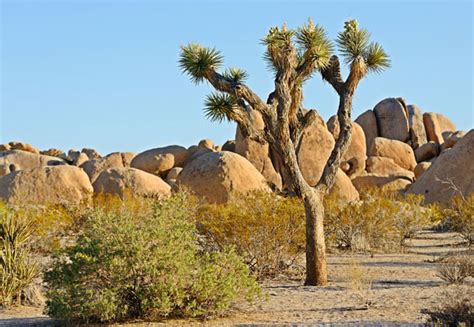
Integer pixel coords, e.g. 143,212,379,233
445,194,474,244
44,194,260,323
196,191,305,280
324,189,432,252
0,203,39,307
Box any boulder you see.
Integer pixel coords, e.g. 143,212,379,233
407,104,427,148
0,165,92,205
423,113,456,144
369,137,417,171
186,147,213,164
198,139,215,150
93,167,171,198
373,98,410,142
8,142,40,154
235,110,282,189
131,145,189,175
436,114,457,134
0,144,11,152
327,116,367,177
355,110,379,152
222,140,236,152
40,148,65,158
166,167,183,182
0,164,10,176
414,162,432,179
177,151,269,204
407,129,474,204
73,152,89,166
441,130,466,152
0,150,65,171
81,148,101,160
414,141,440,162
80,152,135,183
297,112,335,186
366,156,414,181
352,173,411,192
329,169,359,202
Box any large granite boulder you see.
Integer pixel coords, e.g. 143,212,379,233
423,113,457,144
355,109,379,153
407,104,427,148
352,173,411,192
0,150,65,174
93,167,171,198
81,152,136,183
8,142,40,154
366,156,414,181
131,145,189,175
407,129,474,204
177,151,269,204
415,141,440,162
235,110,282,189
297,113,335,186
369,137,417,171
327,116,367,177
373,98,410,142
0,165,92,205
330,169,359,202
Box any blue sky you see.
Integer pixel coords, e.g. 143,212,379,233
1,0,473,154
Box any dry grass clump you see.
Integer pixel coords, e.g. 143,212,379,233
443,194,474,245
425,286,474,326
437,253,474,284
196,191,306,280
345,259,374,309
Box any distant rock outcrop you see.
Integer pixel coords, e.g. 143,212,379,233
131,145,188,175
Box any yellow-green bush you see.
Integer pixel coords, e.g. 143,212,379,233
324,189,433,252
196,191,306,279
0,203,39,307
44,194,261,323
444,194,474,244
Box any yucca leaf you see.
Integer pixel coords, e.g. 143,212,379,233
179,43,224,84
295,18,333,70
336,19,370,64
223,68,249,84
203,93,237,123
365,42,390,73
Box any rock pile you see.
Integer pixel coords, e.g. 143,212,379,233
0,97,471,205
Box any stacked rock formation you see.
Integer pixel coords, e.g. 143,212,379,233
0,97,471,205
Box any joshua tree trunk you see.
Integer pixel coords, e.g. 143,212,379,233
303,188,327,285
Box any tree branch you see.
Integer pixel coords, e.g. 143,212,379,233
321,55,344,95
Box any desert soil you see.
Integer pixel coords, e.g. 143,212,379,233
1,230,472,326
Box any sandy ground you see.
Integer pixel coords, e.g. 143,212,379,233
1,230,472,326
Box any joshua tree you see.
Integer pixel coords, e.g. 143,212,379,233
179,19,390,286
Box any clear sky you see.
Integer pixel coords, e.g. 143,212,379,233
1,0,473,155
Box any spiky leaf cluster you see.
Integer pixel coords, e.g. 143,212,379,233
203,93,238,122
336,19,390,73
261,24,296,72
223,68,249,84
365,42,390,73
295,19,333,70
179,43,224,84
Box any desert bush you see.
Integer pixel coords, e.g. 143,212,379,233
444,194,474,244
324,189,432,252
0,203,40,307
196,191,306,280
44,194,260,323
437,254,474,284
426,286,474,326
344,259,373,309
